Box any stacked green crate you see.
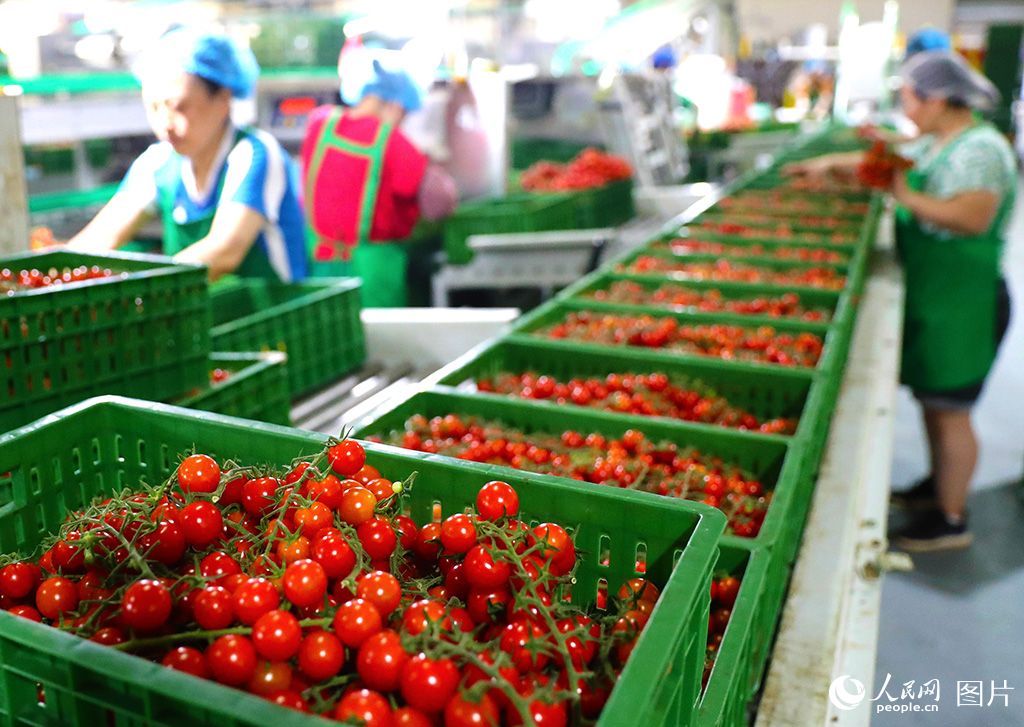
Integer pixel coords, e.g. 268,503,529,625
209,277,364,397
0,250,210,433
0,397,724,727
443,193,578,264
172,352,291,426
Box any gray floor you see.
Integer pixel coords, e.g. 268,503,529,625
874,183,1024,725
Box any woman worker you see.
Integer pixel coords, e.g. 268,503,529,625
69,28,308,282
300,58,458,307
786,51,1016,552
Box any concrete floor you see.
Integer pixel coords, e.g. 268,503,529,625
874,183,1024,725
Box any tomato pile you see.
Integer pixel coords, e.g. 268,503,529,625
474,370,795,434
695,212,858,230
0,438,673,726
520,149,632,192
650,239,849,264
1,265,117,293
856,141,913,189
690,221,857,245
534,311,823,367
718,193,869,216
621,256,846,291
373,416,769,537
704,574,741,689
586,280,830,322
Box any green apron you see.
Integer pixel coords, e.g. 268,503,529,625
158,128,279,279
894,124,1013,392
305,107,409,308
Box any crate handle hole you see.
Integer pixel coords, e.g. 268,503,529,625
635,542,647,574
596,578,608,611
598,534,611,568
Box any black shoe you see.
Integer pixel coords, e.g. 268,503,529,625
890,476,938,512
893,509,973,553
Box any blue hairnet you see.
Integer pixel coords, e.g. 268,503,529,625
901,50,999,110
355,59,423,113
906,28,952,57
134,28,260,99
652,45,677,69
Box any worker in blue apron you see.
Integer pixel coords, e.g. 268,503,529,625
788,51,1016,552
68,28,308,282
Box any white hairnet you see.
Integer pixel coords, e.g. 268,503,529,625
900,50,1000,110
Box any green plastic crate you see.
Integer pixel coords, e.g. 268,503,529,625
429,337,817,443
567,272,841,323
613,249,850,289
443,193,577,264
697,542,783,727
355,388,804,556
0,250,209,434
209,277,364,397
173,352,291,426
568,179,635,229
0,396,725,727
508,300,842,377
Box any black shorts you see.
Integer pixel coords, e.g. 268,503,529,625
912,278,1012,409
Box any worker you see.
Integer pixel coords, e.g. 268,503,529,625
906,27,952,57
68,28,308,282
300,57,458,307
785,51,1015,552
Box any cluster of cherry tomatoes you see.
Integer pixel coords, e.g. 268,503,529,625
690,221,857,245
718,193,869,216
856,141,913,189
535,311,824,368
0,439,664,726
586,280,829,322
696,212,857,229
373,415,770,537
520,150,632,192
1,265,117,293
621,256,846,291
650,239,849,264
475,371,796,435
704,575,741,689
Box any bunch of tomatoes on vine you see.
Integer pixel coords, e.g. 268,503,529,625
0,438,674,727
474,370,796,435
519,150,632,192
621,256,847,291
586,280,829,322
373,415,769,537
718,192,869,216
690,221,857,245
650,239,849,264
1,264,118,293
535,311,824,368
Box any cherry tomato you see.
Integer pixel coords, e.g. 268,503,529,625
357,629,410,692
463,545,511,589
402,599,451,636
282,559,327,608
242,477,280,517
121,579,172,631
401,653,461,713
338,487,377,527
206,634,257,686
0,562,41,600
35,577,78,620
193,586,235,630
328,440,367,478
252,609,302,661
445,692,499,727
312,532,357,579
161,646,208,679
357,571,401,616
476,481,519,521
358,518,398,560
715,576,740,608
440,514,476,554
332,598,383,648
297,630,345,681
179,501,224,548
334,689,392,727
248,660,293,695
177,454,221,493
232,578,280,625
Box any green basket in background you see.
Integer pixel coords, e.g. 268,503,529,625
0,396,724,727
173,352,291,426
209,277,364,398
0,250,209,434
429,337,817,443
443,193,577,264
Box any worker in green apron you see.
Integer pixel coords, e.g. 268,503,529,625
68,28,308,282
300,57,458,307
786,51,1016,551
